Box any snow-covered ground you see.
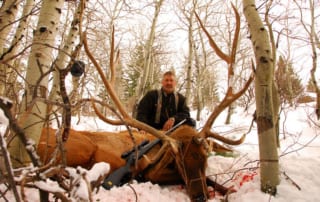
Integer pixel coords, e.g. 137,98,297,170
1,102,319,202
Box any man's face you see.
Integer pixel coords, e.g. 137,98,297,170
162,75,176,94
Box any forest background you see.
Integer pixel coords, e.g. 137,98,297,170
0,0,319,201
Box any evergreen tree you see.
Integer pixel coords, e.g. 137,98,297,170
306,78,316,92
123,44,144,99
276,56,304,106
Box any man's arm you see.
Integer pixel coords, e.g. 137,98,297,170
173,94,196,127
174,94,191,122
136,91,155,126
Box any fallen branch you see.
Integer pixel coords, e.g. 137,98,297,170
282,171,301,191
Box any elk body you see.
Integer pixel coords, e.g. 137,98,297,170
37,125,235,201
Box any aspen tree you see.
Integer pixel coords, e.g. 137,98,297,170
3,0,36,101
48,3,82,108
243,0,280,194
133,0,165,117
0,1,20,95
9,0,65,167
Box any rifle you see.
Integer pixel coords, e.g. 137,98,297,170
102,119,187,190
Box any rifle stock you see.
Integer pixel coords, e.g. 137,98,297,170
102,119,187,190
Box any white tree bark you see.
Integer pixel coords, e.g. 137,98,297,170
132,0,164,117
0,1,20,95
185,8,194,106
304,0,320,119
48,3,81,104
9,0,65,167
3,0,36,99
243,0,279,194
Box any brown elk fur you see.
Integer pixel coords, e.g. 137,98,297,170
38,127,156,170
38,128,98,168
37,126,217,201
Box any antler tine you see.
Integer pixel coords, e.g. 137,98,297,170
194,12,231,64
91,98,123,125
199,71,254,139
196,4,254,139
206,131,245,145
83,32,129,119
194,4,240,65
83,30,180,153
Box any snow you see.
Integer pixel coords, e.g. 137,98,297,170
34,179,66,194
0,97,9,136
1,102,319,202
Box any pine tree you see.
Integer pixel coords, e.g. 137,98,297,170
276,56,304,106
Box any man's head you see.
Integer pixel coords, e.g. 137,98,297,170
161,71,176,94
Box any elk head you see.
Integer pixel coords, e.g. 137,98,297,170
172,126,209,201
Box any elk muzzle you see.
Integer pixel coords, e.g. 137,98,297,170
175,136,209,202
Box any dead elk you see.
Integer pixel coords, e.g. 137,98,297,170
37,125,243,201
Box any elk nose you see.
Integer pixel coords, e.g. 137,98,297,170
192,194,207,202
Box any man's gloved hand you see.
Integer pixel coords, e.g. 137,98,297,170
162,117,175,131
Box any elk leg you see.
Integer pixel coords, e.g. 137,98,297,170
206,178,236,196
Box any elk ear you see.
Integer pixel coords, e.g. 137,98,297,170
192,137,210,152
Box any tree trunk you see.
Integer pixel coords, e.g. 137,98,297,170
132,0,164,117
8,0,64,168
48,3,81,112
243,0,280,195
307,0,320,119
265,1,280,147
0,1,20,95
196,25,208,120
224,105,234,124
185,10,194,106
2,0,35,115
194,44,202,121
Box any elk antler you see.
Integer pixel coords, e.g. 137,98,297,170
206,131,245,145
195,4,254,141
82,27,179,153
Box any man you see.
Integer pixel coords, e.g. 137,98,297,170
136,71,195,131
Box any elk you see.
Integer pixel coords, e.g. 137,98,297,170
38,5,253,202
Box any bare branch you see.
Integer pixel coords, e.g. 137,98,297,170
195,4,254,138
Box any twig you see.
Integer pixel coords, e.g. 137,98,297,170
0,117,20,202
0,97,41,167
82,172,93,202
282,171,301,190
127,183,138,202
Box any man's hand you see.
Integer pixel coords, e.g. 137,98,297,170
162,117,175,131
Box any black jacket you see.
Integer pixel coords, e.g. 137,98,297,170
136,89,191,129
